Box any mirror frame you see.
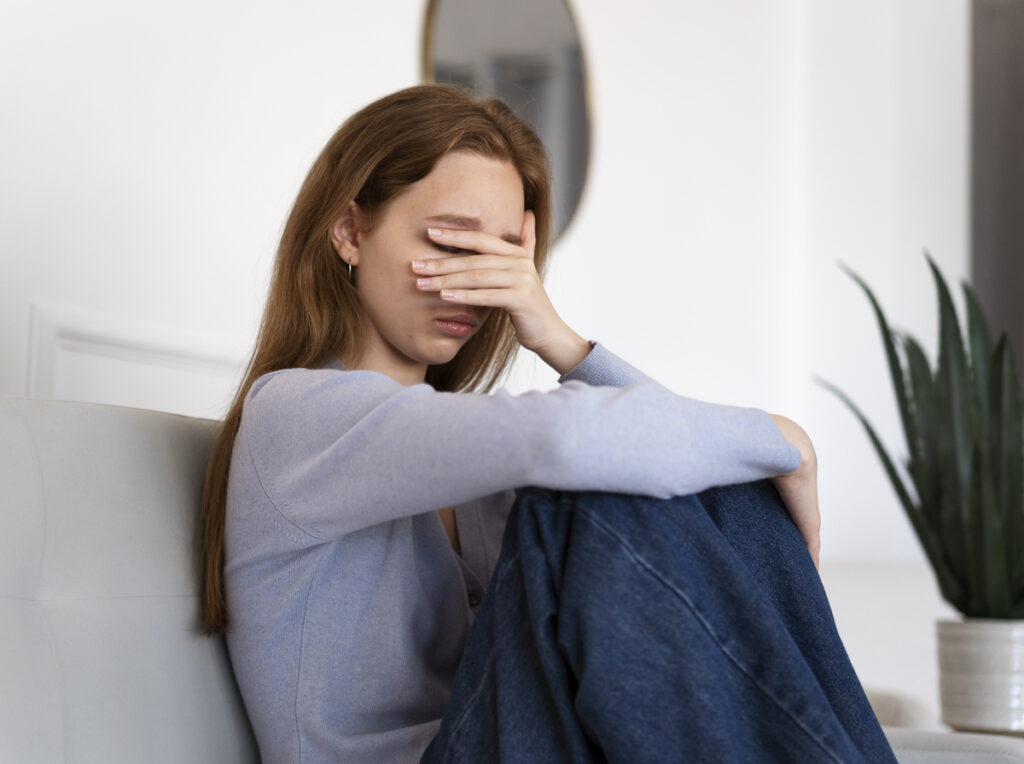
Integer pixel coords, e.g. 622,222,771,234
419,0,593,244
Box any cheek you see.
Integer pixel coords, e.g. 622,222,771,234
362,253,410,292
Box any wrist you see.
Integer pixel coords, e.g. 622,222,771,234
533,325,592,377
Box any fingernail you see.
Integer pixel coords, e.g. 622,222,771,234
440,289,455,298
416,278,431,287
411,260,426,269
427,227,444,237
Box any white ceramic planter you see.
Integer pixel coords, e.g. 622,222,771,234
937,618,1024,736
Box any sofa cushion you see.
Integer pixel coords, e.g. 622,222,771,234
0,395,258,763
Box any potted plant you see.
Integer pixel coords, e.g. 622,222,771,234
819,253,1024,736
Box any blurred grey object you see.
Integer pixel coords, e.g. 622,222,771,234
971,0,1024,381
423,0,591,241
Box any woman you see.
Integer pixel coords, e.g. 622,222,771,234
198,84,895,763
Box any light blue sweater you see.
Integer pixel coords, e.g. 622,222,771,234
224,342,801,763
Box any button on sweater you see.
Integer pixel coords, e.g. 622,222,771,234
224,342,801,763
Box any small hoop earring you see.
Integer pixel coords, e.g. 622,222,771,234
347,260,353,280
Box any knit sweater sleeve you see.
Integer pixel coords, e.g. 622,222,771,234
241,343,801,540
557,340,652,387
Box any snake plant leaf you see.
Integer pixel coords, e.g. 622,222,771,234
834,258,1021,618
840,263,921,482
969,444,1010,616
815,376,963,607
904,335,940,525
927,254,975,527
989,335,1024,598
938,456,969,609
964,283,995,445
929,258,973,601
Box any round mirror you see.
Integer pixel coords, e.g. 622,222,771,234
422,0,591,242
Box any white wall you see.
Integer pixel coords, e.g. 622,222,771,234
0,0,427,416
802,0,969,565
1,0,970,727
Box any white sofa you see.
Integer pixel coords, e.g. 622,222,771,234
1,395,257,762
3,394,1024,763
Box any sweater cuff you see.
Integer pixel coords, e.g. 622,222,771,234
557,341,651,388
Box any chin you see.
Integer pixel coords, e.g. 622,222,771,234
426,346,465,367
411,338,467,368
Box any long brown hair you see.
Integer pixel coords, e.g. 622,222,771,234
198,84,553,634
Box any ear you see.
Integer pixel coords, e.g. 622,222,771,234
328,201,363,267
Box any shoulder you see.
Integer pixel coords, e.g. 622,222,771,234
246,365,401,410
241,365,435,443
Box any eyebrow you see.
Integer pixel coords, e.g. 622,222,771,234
424,214,523,246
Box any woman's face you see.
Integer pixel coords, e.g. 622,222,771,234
331,150,526,385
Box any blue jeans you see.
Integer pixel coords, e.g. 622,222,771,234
420,481,897,763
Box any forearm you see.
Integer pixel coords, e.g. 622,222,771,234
532,323,593,377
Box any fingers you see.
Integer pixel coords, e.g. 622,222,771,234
800,507,821,570
415,214,554,347
768,414,822,571
774,474,821,571
522,210,536,262
412,235,541,311
430,288,522,307
415,267,536,304
799,495,822,570
412,254,515,276
427,226,523,257
413,255,533,292
790,479,821,571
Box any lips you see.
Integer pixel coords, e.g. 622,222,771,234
434,312,482,339
436,312,480,328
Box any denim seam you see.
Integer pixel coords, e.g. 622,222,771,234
575,503,846,764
